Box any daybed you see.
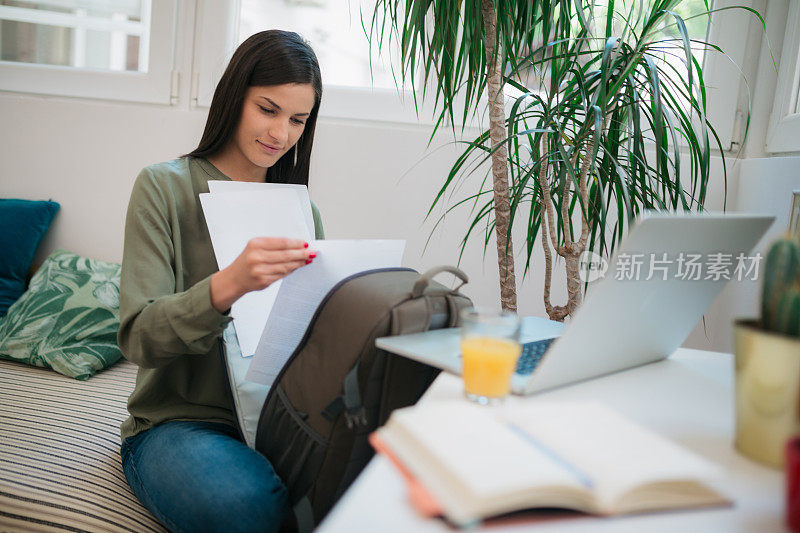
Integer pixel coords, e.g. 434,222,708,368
0,356,165,532
0,197,169,531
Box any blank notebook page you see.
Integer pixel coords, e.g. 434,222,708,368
502,402,721,505
390,402,586,498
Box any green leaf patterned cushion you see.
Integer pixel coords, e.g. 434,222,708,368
0,250,122,380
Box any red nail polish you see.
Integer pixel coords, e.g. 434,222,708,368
305,259,312,264
304,242,309,248
309,252,317,259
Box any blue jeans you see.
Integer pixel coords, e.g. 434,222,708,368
121,420,289,533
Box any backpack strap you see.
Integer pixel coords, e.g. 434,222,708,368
292,496,315,533
445,293,465,327
392,266,469,334
321,361,367,428
411,265,468,298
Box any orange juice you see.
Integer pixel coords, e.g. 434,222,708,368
461,336,522,398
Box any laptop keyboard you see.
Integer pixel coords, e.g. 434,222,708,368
515,337,558,376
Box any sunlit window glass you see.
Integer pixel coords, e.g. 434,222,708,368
511,0,712,99
238,0,396,89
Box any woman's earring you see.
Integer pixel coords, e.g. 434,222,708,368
293,145,298,167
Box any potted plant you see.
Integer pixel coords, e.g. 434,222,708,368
735,235,800,468
367,1,763,320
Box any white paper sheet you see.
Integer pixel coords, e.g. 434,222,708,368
199,191,312,357
207,181,315,238
245,239,406,387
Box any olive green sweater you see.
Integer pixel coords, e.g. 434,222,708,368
118,157,324,442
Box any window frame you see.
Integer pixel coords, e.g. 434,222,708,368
0,0,178,104
766,1,800,153
701,0,757,151
191,0,239,108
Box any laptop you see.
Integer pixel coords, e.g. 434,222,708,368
376,212,774,395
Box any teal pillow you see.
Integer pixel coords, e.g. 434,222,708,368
0,199,60,317
0,250,122,380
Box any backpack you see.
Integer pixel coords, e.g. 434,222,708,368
220,266,471,531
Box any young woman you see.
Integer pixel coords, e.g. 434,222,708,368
117,30,323,533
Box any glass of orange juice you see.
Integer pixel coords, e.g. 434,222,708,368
460,307,521,404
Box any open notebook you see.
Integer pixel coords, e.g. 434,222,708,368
372,401,728,527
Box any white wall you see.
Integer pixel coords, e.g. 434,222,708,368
695,0,800,353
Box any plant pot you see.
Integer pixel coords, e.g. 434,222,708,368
734,319,800,468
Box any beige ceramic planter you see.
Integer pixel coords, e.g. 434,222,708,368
734,319,800,468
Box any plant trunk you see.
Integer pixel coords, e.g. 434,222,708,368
481,0,517,312
564,243,583,315
537,129,597,322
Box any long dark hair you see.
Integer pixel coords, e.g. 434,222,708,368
184,30,322,185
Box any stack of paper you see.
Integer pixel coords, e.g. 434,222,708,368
200,181,405,391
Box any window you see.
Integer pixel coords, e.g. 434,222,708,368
1,0,149,71
510,0,712,94
485,0,749,151
238,0,395,90
767,1,800,153
0,0,177,103
702,0,758,151
192,0,425,123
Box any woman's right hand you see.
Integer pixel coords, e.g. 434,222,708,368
210,237,314,313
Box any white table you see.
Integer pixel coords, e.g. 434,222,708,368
318,349,785,532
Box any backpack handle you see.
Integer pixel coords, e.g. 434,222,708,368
411,265,469,298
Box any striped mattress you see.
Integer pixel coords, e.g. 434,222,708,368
0,358,166,532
